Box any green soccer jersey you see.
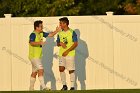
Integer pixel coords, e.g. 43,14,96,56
56,28,78,57
29,31,49,59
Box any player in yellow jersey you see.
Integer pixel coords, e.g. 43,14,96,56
56,17,78,90
29,20,61,90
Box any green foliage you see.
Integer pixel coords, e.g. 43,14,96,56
0,0,140,17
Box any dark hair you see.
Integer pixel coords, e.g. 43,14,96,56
34,20,43,30
59,17,69,25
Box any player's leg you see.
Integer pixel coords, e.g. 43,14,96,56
66,56,75,90
69,70,75,90
59,57,67,90
29,72,37,90
29,59,38,90
36,59,50,90
37,69,47,90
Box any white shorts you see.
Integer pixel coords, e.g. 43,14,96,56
59,56,75,70
30,59,43,72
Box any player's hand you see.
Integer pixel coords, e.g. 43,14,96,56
60,42,67,49
62,50,70,57
40,41,46,46
56,26,61,32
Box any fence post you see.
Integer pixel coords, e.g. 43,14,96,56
105,11,115,88
4,14,12,91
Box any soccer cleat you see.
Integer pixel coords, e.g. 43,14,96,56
43,87,51,91
70,87,75,90
61,85,68,90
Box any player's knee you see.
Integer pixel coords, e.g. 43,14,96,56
38,69,44,76
59,66,65,72
31,72,37,77
69,70,75,74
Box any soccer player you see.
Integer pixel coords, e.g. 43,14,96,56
56,17,78,90
29,20,61,90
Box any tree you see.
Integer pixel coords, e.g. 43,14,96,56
44,0,82,16
0,0,140,17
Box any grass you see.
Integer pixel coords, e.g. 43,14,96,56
0,89,140,93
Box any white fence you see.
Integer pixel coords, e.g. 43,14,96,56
0,12,140,91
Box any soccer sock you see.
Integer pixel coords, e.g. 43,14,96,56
70,72,75,88
60,72,66,85
38,76,46,89
29,77,36,90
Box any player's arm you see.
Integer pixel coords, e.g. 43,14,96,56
56,35,61,46
30,42,44,46
66,42,78,52
56,35,67,48
29,33,44,46
62,42,78,57
48,26,61,37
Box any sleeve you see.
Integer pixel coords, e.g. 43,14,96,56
56,35,60,43
72,31,78,42
43,32,49,38
29,33,36,42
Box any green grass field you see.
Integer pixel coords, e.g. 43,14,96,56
0,89,140,93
